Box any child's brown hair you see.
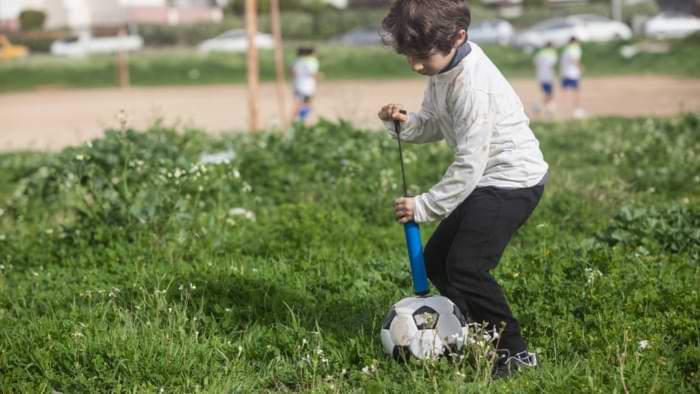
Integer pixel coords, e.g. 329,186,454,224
382,0,471,57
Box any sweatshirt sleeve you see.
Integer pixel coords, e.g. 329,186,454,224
413,88,494,223
383,81,444,144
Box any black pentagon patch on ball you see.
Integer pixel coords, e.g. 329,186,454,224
453,304,467,327
382,308,397,330
412,306,439,330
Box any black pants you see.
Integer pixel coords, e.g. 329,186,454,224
424,184,544,355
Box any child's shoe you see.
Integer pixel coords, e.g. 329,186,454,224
492,350,538,380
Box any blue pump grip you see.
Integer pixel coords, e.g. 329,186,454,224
403,221,429,295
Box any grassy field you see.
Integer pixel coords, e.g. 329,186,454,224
0,114,699,392
1,34,699,92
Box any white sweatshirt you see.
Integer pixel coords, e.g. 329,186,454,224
384,42,549,223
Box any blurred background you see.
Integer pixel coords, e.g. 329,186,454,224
1,0,699,150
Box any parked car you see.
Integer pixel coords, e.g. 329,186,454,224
334,26,383,46
644,12,700,39
197,29,274,53
0,34,29,61
468,20,514,46
50,32,144,57
513,14,632,51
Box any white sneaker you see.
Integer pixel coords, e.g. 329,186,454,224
492,350,538,379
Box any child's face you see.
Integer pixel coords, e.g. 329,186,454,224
404,30,467,76
406,49,455,76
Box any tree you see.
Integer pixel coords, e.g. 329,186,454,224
19,9,46,31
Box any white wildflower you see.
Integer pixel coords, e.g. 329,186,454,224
117,110,128,128
0,235,6,241
585,267,603,285
241,182,252,193
638,340,650,351
228,207,256,221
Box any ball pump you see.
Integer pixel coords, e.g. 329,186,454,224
393,111,430,296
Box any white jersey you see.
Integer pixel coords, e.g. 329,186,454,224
560,44,582,80
292,56,319,96
383,42,549,223
533,48,557,83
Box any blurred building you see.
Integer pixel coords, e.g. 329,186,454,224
0,0,229,31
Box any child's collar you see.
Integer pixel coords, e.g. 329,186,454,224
439,42,471,75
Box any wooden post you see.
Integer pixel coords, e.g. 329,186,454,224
270,0,288,129
117,28,130,88
245,0,259,132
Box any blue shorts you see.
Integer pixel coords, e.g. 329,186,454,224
540,82,553,95
561,78,579,90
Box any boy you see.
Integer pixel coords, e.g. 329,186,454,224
292,46,320,124
378,0,549,379
560,37,585,118
533,42,558,118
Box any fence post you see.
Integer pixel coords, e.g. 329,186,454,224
246,0,259,132
117,28,130,88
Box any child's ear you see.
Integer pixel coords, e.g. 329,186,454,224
454,29,467,47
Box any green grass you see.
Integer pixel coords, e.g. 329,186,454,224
0,114,699,392
2,34,700,92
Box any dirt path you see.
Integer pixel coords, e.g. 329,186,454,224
2,75,700,151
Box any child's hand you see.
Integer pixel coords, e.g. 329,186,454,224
394,197,415,224
378,104,409,124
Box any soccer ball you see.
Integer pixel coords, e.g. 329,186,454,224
380,295,467,360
